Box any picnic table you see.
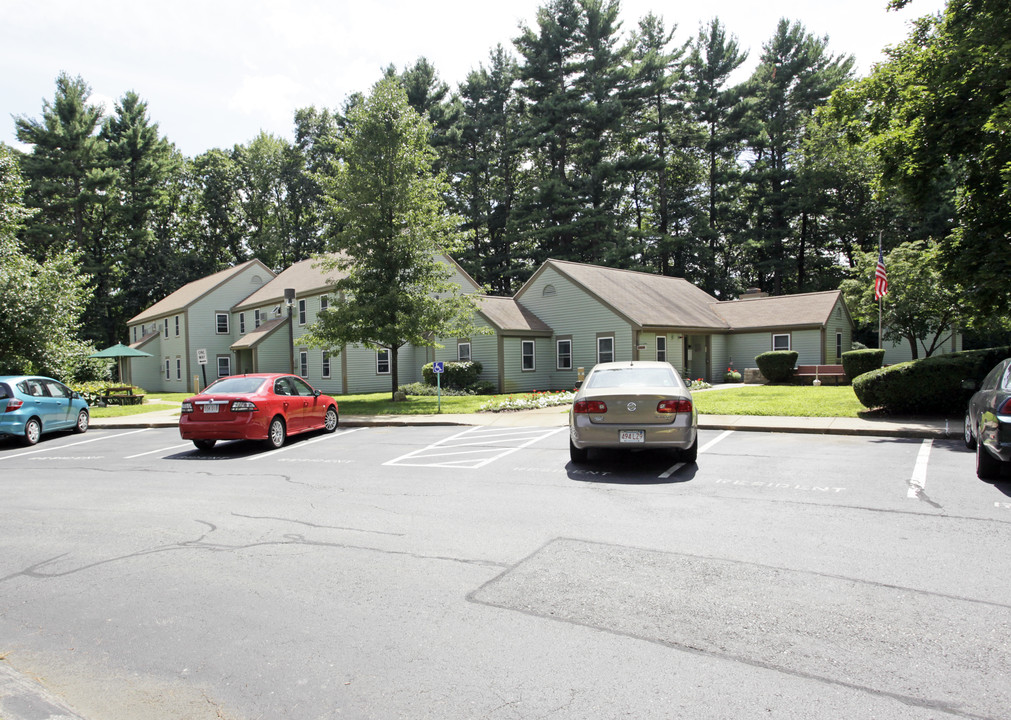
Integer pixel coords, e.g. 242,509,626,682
101,386,146,405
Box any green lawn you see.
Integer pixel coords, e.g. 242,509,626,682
692,385,866,418
88,385,877,419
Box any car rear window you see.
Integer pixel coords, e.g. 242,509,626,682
204,377,267,394
586,367,677,389
0,383,9,399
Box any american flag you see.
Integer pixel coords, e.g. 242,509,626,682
874,250,888,300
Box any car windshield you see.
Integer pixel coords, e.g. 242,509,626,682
586,367,677,389
204,377,267,394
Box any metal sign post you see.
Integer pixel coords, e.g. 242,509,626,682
196,348,208,390
433,361,444,414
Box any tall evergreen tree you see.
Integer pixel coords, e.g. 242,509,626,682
685,18,750,296
742,20,853,295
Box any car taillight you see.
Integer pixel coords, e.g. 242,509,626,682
3,399,24,412
180,401,193,413
657,399,692,414
231,400,257,412
573,400,607,414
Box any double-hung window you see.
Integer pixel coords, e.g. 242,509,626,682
239,313,246,334
322,351,331,379
656,336,667,362
299,350,308,377
215,313,229,335
556,339,572,370
597,336,614,364
217,356,230,378
521,340,535,371
377,349,391,375
174,316,180,336
298,299,307,326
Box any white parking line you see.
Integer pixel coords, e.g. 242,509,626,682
0,429,149,461
658,430,734,479
385,426,567,469
907,439,933,499
260,427,364,459
125,443,192,459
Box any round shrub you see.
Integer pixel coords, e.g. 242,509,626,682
841,349,885,381
422,360,483,390
754,351,798,383
853,345,1011,414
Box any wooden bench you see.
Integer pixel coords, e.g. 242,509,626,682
795,364,848,385
101,386,146,405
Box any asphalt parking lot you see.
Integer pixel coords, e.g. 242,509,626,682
1,425,1009,720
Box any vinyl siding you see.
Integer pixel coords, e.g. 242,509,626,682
517,266,635,388
501,337,554,393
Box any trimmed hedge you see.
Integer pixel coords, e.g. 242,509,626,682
755,351,798,383
422,360,483,390
853,345,1011,414
841,349,885,381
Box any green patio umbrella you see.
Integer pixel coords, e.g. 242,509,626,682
89,343,152,384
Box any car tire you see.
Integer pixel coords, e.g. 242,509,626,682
324,406,339,433
569,438,588,463
682,434,699,463
976,426,1002,480
73,409,89,434
963,411,976,449
265,416,286,449
193,439,216,451
23,417,42,446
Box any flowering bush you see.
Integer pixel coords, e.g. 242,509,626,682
689,379,712,391
479,389,576,412
724,366,742,382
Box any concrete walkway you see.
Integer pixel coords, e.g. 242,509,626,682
87,403,958,439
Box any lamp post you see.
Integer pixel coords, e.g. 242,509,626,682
284,288,296,374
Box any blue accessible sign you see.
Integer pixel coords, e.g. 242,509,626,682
433,361,445,374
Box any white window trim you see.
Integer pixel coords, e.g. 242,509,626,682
163,320,168,339
772,333,791,351
164,358,170,380
656,336,667,362
215,313,229,335
556,339,572,370
299,350,309,378
254,309,261,328
521,340,536,372
176,358,182,380
216,355,231,378
298,299,307,326
239,313,246,334
597,336,615,364
174,315,180,337
321,350,331,379
458,341,471,362
377,349,391,375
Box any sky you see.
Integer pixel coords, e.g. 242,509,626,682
1,0,947,158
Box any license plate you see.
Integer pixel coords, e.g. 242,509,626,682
619,430,644,443
203,404,219,414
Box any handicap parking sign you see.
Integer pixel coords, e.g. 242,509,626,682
433,361,445,374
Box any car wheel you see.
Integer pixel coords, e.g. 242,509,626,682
681,433,699,463
569,438,588,463
265,416,286,449
963,411,976,449
193,439,216,451
74,409,90,434
324,406,339,433
976,426,1002,480
23,417,42,446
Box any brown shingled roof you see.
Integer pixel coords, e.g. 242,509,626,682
522,260,728,330
230,316,288,350
475,295,553,335
129,259,273,323
233,255,346,311
711,290,844,330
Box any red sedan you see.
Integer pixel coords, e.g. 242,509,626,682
179,373,339,450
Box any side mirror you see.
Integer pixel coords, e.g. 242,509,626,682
314,389,321,397
574,381,583,390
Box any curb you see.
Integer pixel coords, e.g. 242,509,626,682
0,662,87,720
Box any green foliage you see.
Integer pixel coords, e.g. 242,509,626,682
852,346,1011,414
0,146,102,380
421,361,483,390
755,350,798,383
302,78,478,399
841,349,885,380
840,241,961,359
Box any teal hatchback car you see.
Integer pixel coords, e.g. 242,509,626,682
0,375,90,445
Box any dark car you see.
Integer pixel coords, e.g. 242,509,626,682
179,373,339,451
0,375,90,445
568,361,698,464
963,357,1011,479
